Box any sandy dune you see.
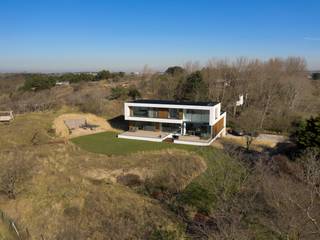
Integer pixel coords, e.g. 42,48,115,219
53,113,117,138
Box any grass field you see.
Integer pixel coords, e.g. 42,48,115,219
0,111,245,239
71,130,246,213
71,131,198,155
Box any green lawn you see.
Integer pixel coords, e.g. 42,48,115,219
71,131,197,155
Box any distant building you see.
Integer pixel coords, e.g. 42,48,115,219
0,111,14,122
236,95,244,106
130,72,140,76
55,81,70,86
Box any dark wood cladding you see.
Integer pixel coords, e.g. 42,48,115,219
155,122,160,131
158,108,169,118
212,117,224,137
178,110,183,119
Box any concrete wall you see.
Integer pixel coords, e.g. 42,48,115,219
124,102,222,126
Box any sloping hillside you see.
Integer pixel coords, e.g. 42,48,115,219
0,112,211,239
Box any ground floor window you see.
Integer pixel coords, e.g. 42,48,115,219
161,123,181,133
185,122,211,139
129,121,182,133
129,121,157,131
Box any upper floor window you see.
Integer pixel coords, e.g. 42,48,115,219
130,107,182,119
131,107,149,117
185,109,209,123
169,109,179,119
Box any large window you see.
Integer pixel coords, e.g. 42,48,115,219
131,107,157,118
168,109,180,119
130,121,156,131
132,107,148,117
185,123,211,139
162,123,181,133
185,110,209,123
130,107,182,119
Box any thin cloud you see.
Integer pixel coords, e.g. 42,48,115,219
304,37,320,41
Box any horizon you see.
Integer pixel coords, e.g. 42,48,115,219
1,0,320,72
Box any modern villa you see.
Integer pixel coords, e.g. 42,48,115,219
118,100,226,146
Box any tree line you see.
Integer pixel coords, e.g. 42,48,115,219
7,56,320,134
21,70,126,91
148,57,318,133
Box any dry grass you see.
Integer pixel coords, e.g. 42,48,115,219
0,112,56,151
222,134,287,151
0,222,16,240
0,143,202,239
0,111,207,239
81,149,206,192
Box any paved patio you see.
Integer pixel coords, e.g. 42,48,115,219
118,131,216,145
177,135,212,143
119,130,171,139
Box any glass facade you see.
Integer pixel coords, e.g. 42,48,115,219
129,121,157,131
162,123,181,133
129,121,181,133
131,107,151,118
168,109,179,119
185,110,209,123
130,107,181,119
185,122,211,139
129,107,212,139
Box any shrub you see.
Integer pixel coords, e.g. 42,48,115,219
127,86,141,100
292,115,320,150
22,74,56,91
174,71,208,101
79,97,104,115
177,182,213,214
77,73,95,82
59,73,77,83
149,228,179,240
96,70,111,81
312,72,320,80
109,86,128,100
116,174,142,187
165,66,185,76
0,155,32,199
143,167,186,199
63,206,80,218
144,175,171,198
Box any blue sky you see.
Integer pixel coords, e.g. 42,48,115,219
0,0,319,72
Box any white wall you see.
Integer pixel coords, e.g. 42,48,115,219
124,102,223,127
209,103,221,125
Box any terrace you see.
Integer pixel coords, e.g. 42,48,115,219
173,135,214,146
118,130,171,142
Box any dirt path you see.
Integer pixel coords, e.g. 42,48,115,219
223,133,288,149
